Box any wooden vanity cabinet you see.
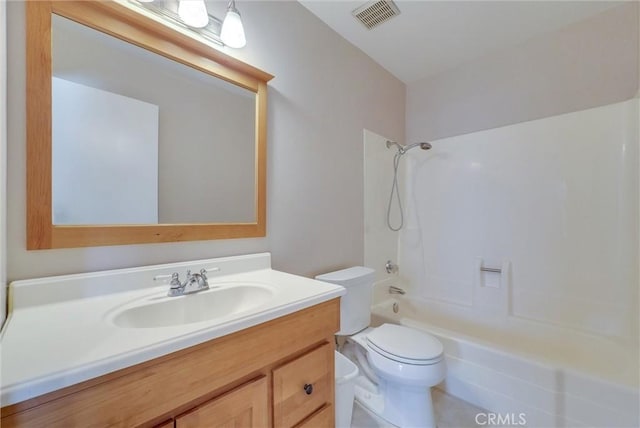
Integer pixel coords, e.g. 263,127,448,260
0,299,339,428
175,376,269,428
273,343,333,427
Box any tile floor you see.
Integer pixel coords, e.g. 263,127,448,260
350,388,485,428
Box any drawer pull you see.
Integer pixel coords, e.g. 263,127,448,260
303,383,313,395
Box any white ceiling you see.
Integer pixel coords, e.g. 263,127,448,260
299,1,625,83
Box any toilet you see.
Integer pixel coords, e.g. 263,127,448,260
316,267,446,428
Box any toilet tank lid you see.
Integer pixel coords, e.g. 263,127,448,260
315,266,375,286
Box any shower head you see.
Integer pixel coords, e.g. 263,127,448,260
404,142,432,152
386,140,432,155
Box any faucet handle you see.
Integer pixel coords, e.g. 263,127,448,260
385,260,399,274
166,273,183,297
154,272,182,286
170,272,181,287
197,269,210,289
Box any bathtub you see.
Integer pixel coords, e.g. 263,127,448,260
371,295,639,428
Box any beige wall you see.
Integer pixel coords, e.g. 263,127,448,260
1,0,7,326
6,1,405,282
407,2,639,142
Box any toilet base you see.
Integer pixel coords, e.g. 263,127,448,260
354,377,436,428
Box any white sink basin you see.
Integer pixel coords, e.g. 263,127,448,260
111,283,275,328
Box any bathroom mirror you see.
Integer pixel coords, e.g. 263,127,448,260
26,1,273,249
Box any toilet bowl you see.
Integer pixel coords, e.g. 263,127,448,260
315,267,446,428
345,324,446,427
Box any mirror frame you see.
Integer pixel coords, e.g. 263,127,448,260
26,1,273,249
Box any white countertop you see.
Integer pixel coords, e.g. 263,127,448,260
0,253,345,406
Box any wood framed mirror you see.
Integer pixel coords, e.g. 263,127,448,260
26,1,273,249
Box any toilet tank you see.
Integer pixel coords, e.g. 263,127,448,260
315,267,375,335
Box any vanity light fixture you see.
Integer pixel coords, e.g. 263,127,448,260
129,0,247,48
220,0,246,48
178,0,209,29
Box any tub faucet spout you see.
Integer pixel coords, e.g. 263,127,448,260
389,285,405,295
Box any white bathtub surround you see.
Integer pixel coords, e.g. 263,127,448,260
372,297,639,428
399,98,639,343
0,253,345,405
400,98,639,344
362,99,639,427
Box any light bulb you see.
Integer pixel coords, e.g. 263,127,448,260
178,0,209,29
221,3,246,48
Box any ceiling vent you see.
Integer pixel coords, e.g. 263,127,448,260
352,0,401,30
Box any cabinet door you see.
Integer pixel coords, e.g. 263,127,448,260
176,376,268,428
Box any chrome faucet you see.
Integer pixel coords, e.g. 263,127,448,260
167,269,209,297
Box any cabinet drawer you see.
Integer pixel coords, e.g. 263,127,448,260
295,404,333,428
273,343,333,428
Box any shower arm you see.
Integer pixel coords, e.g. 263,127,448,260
386,140,403,151
386,140,432,155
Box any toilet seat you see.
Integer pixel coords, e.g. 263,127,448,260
366,323,443,365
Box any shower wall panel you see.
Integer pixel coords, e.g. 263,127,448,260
399,99,639,343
